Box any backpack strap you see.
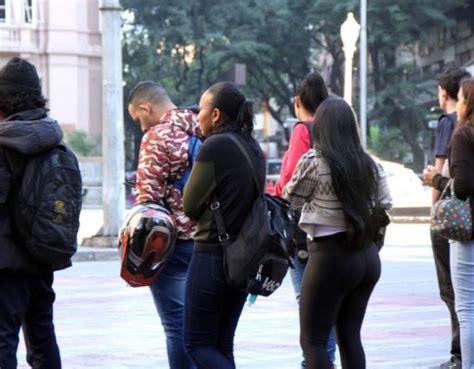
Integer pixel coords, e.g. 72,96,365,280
438,113,456,125
295,120,314,148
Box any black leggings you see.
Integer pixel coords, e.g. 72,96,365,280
300,233,381,369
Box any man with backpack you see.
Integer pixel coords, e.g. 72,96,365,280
432,67,471,369
127,81,201,369
0,57,73,369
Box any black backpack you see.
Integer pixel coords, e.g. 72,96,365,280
11,144,82,270
287,120,314,262
211,134,298,297
172,134,202,193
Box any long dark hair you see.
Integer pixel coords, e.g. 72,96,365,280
295,72,329,114
313,97,378,248
458,77,474,128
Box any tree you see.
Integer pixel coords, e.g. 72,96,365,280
365,0,467,171
121,0,470,172
121,0,320,167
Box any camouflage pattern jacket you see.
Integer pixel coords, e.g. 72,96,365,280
135,108,201,240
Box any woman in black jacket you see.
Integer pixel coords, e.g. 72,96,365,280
424,77,474,369
183,82,265,369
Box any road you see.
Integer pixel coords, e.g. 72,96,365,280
17,223,451,368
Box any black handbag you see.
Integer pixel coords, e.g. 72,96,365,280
210,134,298,297
372,206,390,250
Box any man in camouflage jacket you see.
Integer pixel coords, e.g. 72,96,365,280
128,81,201,369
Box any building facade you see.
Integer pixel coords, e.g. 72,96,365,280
0,0,102,137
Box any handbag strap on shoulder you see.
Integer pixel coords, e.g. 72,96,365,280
223,133,263,195
209,133,262,243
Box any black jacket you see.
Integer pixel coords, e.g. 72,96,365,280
183,131,266,247
0,108,64,273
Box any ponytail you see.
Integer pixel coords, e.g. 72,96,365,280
207,81,255,135
235,99,254,135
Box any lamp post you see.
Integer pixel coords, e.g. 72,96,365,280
340,12,360,106
359,0,368,149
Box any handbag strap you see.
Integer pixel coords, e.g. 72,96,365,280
209,133,262,243
440,179,455,200
223,133,263,195
210,200,230,243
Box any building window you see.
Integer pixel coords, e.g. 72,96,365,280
23,0,33,23
0,0,7,23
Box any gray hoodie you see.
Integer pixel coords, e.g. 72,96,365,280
0,108,64,272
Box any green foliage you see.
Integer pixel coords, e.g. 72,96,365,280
368,127,412,164
121,0,470,171
65,131,101,157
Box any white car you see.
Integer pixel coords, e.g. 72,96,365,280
375,159,431,208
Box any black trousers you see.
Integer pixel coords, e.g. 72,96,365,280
300,234,380,369
0,271,61,369
431,233,461,360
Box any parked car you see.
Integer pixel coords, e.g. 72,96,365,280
375,158,430,208
266,158,282,194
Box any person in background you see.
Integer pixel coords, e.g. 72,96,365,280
0,57,64,369
183,82,266,369
274,72,335,368
431,67,471,369
128,81,201,369
284,97,392,369
424,77,474,369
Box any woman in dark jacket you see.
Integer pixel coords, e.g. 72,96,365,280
424,77,474,369
183,82,265,369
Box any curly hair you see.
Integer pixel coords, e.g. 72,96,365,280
0,90,48,118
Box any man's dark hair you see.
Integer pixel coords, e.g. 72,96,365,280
128,81,170,106
438,67,472,100
0,90,47,118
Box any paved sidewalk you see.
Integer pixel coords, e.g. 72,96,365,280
15,222,454,368
74,208,432,262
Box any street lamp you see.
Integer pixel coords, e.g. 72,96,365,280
340,12,360,106
359,0,368,149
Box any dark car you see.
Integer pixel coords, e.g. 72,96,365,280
265,158,282,194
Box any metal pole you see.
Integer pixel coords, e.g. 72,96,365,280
340,13,360,107
360,0,367,149
344,51,353,105
100,0,125,237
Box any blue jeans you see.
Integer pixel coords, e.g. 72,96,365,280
451,240,474,369
184,250,247,369
290,255,337,363
149,239,195,369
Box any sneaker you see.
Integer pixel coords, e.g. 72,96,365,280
440,356,462,369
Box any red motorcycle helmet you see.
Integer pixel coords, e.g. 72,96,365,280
119,203,177,287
